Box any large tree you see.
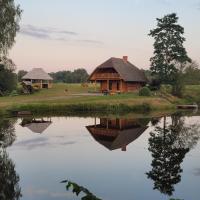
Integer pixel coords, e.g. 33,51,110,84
149,13,191,96
0,0,22,94
0,0,22,57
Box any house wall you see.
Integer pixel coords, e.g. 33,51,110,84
99,80,143,93
100,118,139,129
126,82,142,92
29,79,53,89
100,81,108,91
47,81,53,88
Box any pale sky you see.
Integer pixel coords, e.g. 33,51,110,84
9,0,200,73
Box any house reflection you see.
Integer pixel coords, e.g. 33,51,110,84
20,117,52,134
86,117,149,151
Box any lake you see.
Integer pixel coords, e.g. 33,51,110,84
0,112,200,200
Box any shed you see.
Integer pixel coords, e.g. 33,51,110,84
22,68,53,89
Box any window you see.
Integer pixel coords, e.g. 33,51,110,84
117,81,120,90
109,81,112,90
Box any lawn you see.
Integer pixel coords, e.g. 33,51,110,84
0,83,173,112
0,83,200,114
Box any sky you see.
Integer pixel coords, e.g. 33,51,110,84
9,0,200,73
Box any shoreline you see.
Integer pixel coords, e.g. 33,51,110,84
1,102,176,117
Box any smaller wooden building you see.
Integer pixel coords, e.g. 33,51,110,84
20,117,52,134
88,56,147,93
22,68,53,89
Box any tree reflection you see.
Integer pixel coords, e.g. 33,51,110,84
147,114,200,196
0,118,22,200
0,118,16,147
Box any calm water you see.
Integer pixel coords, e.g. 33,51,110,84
0,113,200,200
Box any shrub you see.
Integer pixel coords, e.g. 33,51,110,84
149,79,161,91
139,87,151,96
160,84,172,94
9,90,18,96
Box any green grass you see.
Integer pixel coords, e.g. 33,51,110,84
0,83,182,115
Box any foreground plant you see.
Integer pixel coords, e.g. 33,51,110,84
61,180,102,200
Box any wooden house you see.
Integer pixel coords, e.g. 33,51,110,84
86,118,149,151
22,68,53,89
88,56,147,93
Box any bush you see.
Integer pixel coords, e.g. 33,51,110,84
139,87,151,96
9,90,19,96
149,79,161,91
160,84,172,94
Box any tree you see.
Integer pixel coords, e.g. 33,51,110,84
147,114,200,196
17,70,27,82
50,68,89,83
0,0,22,57
0,149,22,200
183,61,200,85
0,118,16,147
0,58,17,94
149,13,191,96
0,1,22,95
72,68,89,83
0,118,21,200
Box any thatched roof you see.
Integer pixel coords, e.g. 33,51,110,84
24,122,51,133
89,57,147,82
22,68,53,80
20,119,52,133
87,125,148,151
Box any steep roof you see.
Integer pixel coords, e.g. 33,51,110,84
90,57,147,82
87,125,148,151
22,68,53,80
20,119,52,134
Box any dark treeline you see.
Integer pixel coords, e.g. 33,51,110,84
49,68,89,83
17,68,89,83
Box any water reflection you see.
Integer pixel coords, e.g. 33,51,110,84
0,118,16,147
1,114,200,200
0,118,22,200
20,117,52,134
86,117,149,151
147,114,200,196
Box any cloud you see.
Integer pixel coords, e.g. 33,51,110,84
154,0,171,5
20,29,50,39
12,136,76,150
20,24,77,40
77,39,104,45
20,24,103,45
24,186,75,199
198,2,200,10
194,168,200,176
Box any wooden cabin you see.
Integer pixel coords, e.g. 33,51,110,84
22,68,53,89
86,118,148,151
88,56,147,93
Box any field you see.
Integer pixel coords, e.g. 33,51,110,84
0,83,199,115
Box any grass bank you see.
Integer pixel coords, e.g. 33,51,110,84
0,83,192,116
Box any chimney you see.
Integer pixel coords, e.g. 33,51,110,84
121,145,127,152
123,56,128,62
